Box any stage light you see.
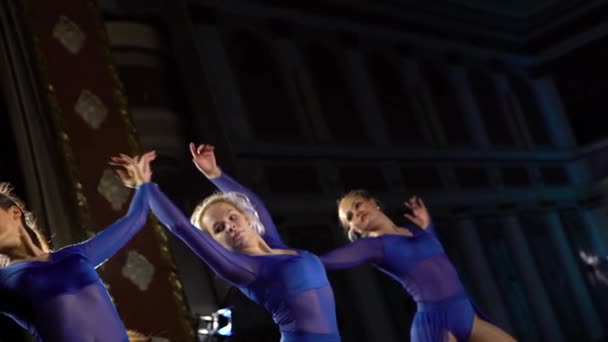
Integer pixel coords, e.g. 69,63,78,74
196,307,233,341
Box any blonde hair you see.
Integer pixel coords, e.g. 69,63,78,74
338,189,376,242
127,330,150,342
190,192,265,235
0,182,50,252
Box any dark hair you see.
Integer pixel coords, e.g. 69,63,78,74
337,189,382,241
0,182,49,252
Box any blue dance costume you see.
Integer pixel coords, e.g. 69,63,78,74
0,183,151,342
321,225,479,341
147,180,340,342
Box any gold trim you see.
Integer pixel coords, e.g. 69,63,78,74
86,0,194,338
22,13,95,242
20,1,193,339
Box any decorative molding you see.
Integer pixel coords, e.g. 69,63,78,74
23,11,96,240
97,168,130,211
74,90,108,129
20,0,193,339
86,0,193,338
52,15,86,54
122,250,155,291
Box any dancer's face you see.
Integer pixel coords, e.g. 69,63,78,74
201,201,258,251
338,194,382,235
0,205,22,250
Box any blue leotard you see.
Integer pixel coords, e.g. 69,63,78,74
0,183,151,342
321,225,480,341
147,182,340,342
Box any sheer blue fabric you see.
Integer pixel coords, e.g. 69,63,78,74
321,225,478,341
321,226,464,302
147,183,340,341
0,183,151,342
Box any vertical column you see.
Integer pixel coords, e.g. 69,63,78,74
399,58,437,145
581,209,608,256
448,67,491,148
529,76,577,149
410,61,447,146
527,75,593,186
495,74,531,149
502,215,564,341
456,217,513,332
343,50,390,146
193,26,254,142
274,36,330,142
544,212,603,340
344,51,404,186
164,0,238,177
20,0,192,340
104,21,187,173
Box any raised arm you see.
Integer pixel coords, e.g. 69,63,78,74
403,196,435,236
594,269,608,286
59,151,157,266
190,143,286,249
580,251,608,287
210,172,286,248
320,237,384,270
147,182,257,287
60,182,150,267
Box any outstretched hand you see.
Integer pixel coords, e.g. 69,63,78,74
109,151,156,188
403,196,431,229
190,142,221,178
580,250,600,266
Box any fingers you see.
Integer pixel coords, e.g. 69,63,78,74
110,153,145,176
114,169,129,181
404,195,425,209
114,169,137,188
119,153,137,166
139,151,157,167
113,152,156,166
114,169,133,186
199,145,214,154
417,197,425,208
108,160,125,167
140,153,157,176
403,213,416,222
191,143,215,156
110,154,141,170
110,151,159,186
189,142,197,157
404,196,416,209
109,156,128,166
